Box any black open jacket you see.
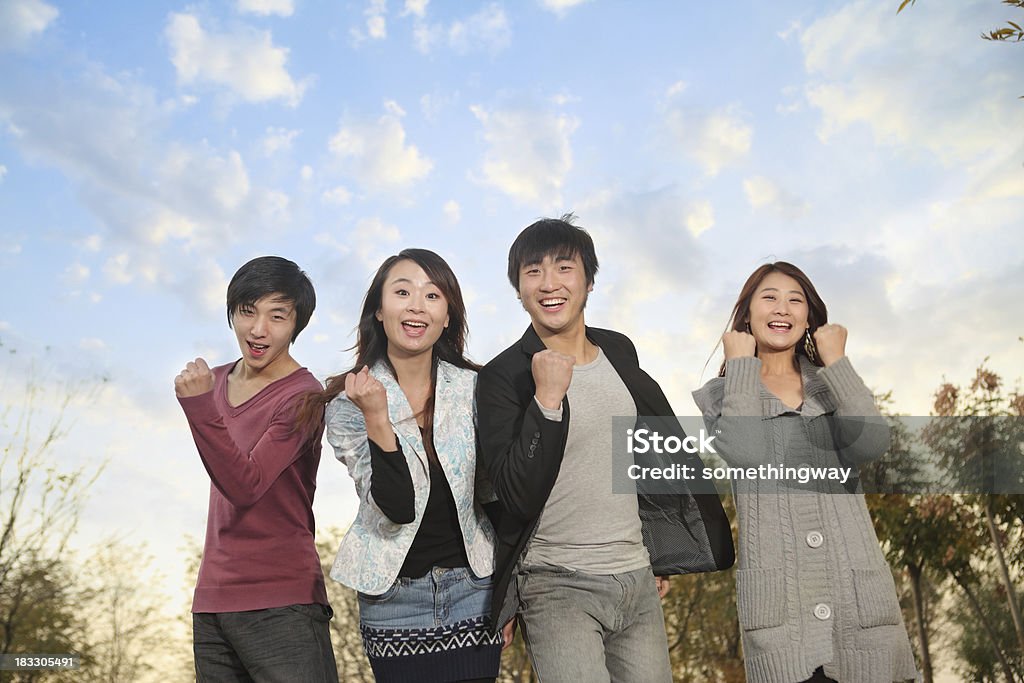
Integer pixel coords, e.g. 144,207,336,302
476,325,735,629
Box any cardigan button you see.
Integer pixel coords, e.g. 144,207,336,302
813,603,832,621
806,531,824,548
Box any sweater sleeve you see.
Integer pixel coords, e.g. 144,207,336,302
817,356,891,466
692,357,772,468
178,389,311,508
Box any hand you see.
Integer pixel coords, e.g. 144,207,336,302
812,324,847,366
655,575,671,599
501,618,517,651
344,366,389,421
722,330,756,360
174,358,214,397
531,349,574,410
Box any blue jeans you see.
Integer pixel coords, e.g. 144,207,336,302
516,565,672,683
193,603,338,683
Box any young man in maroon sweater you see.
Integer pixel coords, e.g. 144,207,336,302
175,256,338,682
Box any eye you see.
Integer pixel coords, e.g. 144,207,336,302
524,267,540,276
239,306,255,316
426,292,441,300
273,315,286,321
763,294,775,301
559,264,573,271
395,288,409,296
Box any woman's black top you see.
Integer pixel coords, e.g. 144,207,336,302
367,430,469,578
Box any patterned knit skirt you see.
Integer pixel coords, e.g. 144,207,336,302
357,566,503,682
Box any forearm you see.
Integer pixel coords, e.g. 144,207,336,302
818,356,890,464
368,437,415,524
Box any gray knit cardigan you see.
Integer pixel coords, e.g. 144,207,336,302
693,356,919,683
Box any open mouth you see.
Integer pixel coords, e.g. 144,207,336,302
402,320,428,336
540,297,567,309
247,341,269,356
767,321,792,331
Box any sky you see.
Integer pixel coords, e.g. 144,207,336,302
1,0,1022,673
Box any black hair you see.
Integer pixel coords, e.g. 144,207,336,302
506,213,599,292
226,256,316,343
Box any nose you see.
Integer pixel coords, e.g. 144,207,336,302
540,268,557,291
406,293,425,313
251,314,268,337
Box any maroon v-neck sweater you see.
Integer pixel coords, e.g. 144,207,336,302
179,362,328,613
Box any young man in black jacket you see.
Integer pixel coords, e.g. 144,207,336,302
476,216,734,682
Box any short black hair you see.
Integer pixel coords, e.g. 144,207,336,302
506,213,599,292
226,256,316,343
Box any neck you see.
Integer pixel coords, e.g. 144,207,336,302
388,348,434,386
237,353,298,384
534,317,596,364
757,347,799,376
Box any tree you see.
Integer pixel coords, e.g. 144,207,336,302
0,374,103,671
899,0,1024,43
75,538,174,683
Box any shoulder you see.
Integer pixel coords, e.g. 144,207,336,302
691,377,725,418
438,360,477,388
480,339,529,380
589,327,639,363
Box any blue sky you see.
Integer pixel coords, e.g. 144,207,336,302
1,0,1022,671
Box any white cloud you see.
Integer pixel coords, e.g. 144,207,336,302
742,175,808,219
413,3,510,55
236,0,294,17
449,4,510,54
469,104,578,207
401,0,428,18
799,0,1019,164
538,0,591,17
159,145,251,213
443,199,460,224
259,127,300,156
165,12,308,106
78,337,107,351
665,80,687,98
351,0,387,43
62,262,90,285
352,217,401,267
670,105,752,177
685,199,714,238
0,164,6,181
328,102,433,192
322,186,353,205
300,164,313,181
0,0,58,50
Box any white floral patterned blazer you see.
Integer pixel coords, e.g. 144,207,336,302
325,360,498,594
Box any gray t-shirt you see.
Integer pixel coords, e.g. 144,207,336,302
525,347,650,574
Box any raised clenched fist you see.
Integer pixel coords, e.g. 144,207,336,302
344,366,389,420
531,349,575,410
812,324,847,367
722,330,756,360
174,358,215,398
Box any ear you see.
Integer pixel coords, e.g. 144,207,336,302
443,313,450,329
375,309,383,322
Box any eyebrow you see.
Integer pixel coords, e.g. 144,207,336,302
759,287,804,296
388,277,436,286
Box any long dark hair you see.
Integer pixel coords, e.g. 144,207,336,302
717,261,828,377
296,249,479,443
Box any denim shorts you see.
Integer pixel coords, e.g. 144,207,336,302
357,566,502,682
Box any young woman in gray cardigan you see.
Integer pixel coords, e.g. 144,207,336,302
693,262,918,683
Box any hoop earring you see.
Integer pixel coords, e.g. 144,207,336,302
804,329,817,363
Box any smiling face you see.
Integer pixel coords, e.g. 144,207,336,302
746,271,809,355
517,252,592,338
231,294,297,376
376,259,450,360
